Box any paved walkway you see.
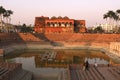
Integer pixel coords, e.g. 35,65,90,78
0,63,32,80
69,65,120,80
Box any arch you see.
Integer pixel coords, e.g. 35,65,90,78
70,22,73,27
47,22,50,27
50,22,54,27
58,22,61,27
54,22,58,27
61,22,65,27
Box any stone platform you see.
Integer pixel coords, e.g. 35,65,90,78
0,62,32,80
69,64,120,80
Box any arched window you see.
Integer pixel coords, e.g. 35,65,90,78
70,22,73,27
61,22,65,27
47,22,50,27
58,22,61,27
66,22,70,27
54,22,58,27
50,22,54,27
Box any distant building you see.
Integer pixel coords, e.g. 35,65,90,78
0,20,5,32
93,23,119,33
34,16,87,33
0,20,16,33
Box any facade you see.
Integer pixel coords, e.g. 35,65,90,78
34,16,86,33
93,23,112,32
93,23,120,33
0,20,16,33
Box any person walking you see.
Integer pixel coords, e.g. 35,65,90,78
94,62,98,67
85,60,89,70
83,62,86,70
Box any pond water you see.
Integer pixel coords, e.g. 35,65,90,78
0,49,112,80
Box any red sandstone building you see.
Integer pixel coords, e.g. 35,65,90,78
34,16,86,33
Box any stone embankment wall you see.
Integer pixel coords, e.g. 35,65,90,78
110,42,120,57
0,33,120,55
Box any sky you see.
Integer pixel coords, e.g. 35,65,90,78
0,0,120,27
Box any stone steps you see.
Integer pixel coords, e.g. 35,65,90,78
0,63,32,80
69,65,120,80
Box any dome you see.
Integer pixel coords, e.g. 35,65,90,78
51,16,57,19
63,16,69,19
58,16,62,19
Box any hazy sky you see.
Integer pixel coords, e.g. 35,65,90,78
0,0,120,27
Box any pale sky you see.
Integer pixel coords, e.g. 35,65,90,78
0,0,120,27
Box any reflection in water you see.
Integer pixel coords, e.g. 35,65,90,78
0,49,112,80
87,58,108,64
9,56,66,80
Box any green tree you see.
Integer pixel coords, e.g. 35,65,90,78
3,10,9,23
103,10,117,23
116,9,120,16
7,10,13,24
116,9,120,27
21,24,33,33
0,6,6,21
103,14,109,21
0,6,6,28
94,26,104,33
21,24,27,32
103,10,120,33
3,10,13,23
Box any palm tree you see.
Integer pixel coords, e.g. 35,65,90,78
103,10,116,24
2,9,13,32
116,9,120,14
103,14,109,21
116,9,120,26
7,10,13,24
0,6,6,21
113,13,119,24
103,10,118,32
107,11,116,21
3,10,9,23
0,6,6,28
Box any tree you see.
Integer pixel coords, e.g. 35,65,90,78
21,24,33,33
0,6,6,21
0,6,6,28
103,10,117,23
103,14,109,21
3,10,9,23
2,10,13,33
94,26,104,33
116,9,120,15
116,9,120,26
103,10,120,33
104,10,120,25
107,11,116,22
7,10,13,24
21,24,27,32
0,6,13,33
